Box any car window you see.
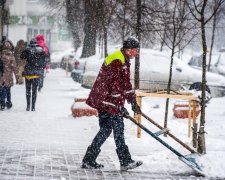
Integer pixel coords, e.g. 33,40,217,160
207,54,220,65
218,53,225,65
188,56,201,66
189,53,220,67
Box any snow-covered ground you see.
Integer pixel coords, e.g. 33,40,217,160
0,69,225,180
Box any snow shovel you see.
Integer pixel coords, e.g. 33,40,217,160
123,113,205,176
141,112,197,154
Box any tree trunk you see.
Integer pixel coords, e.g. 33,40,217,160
80,0,97,58
164,50,175,131
65,0,81,52
134,0,142,90
197,126,206,154
208,13,217,71
103,25,108,57
198,6,207,154
164,0,177,132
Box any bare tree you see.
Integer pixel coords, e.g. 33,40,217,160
187,0,225,154
80,0,99,58
98,0,119,57
134,0,142,89
65,0,83,52
45,0,83,52
149,0,198,131
208,1,225,71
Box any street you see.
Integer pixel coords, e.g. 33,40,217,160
0,69,217,180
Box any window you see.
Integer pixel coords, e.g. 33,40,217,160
27,0,39,3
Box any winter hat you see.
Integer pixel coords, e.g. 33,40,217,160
0,40,14,51
29,38,37,45
123,36,140,49
36,34,49,54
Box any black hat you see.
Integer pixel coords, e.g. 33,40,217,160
123,36,140,49
29,38,37,45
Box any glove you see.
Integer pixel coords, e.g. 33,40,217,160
131,101,142,114
118,106,129,117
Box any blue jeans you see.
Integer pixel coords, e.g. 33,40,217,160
5,87,11,103
0,87,7,107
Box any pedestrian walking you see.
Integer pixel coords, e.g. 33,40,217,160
81,36,143,170
35,34,50,92
14,39,27,84
21,39,47,111
0,39,19,110
0,55,5,109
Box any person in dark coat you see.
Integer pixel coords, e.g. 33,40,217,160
21,39,46,111
35,34,50,92
81,36,143,170
0,53,5,109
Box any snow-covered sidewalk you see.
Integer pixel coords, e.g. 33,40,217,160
0,69,224,180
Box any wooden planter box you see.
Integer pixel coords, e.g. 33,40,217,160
173,102,200,119
71,98,98,117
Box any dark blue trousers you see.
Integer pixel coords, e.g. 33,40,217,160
5,87,11,103
83,112,133,166
0,87,7,107
90,112,127,150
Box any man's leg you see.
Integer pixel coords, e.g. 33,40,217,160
112,115,143,170
82,112,113,169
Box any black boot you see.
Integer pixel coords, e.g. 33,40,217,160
26,94,31,111
31,105,35,111
0,104,5,110
5,101,12,109
81,146,104,169
0,101,5,110
116,145,142,171
31,101,35,111
26,105,30,111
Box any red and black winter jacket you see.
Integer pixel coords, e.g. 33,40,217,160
86,49,136,115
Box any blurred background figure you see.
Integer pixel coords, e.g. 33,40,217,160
21,39,46,111
0,39,19,110
14,39,27,84
35,34,50,92
0,44,5,110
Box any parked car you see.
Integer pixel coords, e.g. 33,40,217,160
81,58,102,88
50,51,65,69
50,48,75,69
79,49,225,97
188,52,225,76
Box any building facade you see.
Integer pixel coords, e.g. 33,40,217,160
5,0,72,51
